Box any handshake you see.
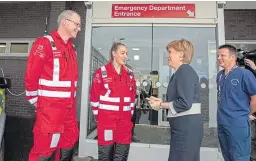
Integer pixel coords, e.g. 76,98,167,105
146,96,163,111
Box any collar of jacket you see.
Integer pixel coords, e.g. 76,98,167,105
50,30,73,48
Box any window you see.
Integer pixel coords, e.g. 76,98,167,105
0,43,6,53
0,38,35,56
92,57,98,70
10,43,29,53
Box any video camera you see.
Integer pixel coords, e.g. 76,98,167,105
236,48,256,67
236,49,256,77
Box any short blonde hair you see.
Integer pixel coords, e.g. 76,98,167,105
166,39,194,64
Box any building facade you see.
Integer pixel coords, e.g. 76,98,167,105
1,1,256,160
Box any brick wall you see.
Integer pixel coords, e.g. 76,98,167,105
0,2,51,38
0,2,51,117
225,10,256,40
0,1,86,118
0,57,33,117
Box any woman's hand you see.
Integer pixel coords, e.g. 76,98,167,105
146,96,162,111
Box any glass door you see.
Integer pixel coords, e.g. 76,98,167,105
88,25,219,159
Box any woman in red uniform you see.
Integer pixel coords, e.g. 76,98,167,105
90,42,136,161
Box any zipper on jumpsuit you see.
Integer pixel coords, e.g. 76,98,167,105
70,49,75,108
119,74,123,121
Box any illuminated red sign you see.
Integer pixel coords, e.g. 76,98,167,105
112,4,195,18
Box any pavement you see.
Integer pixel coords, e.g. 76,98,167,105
3,115,219,161
4,115,35,161
4,115,97,161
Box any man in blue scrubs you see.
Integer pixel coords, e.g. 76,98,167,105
217,44,256,161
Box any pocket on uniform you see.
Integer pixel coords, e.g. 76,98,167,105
231,124,251,157
40,124,64,134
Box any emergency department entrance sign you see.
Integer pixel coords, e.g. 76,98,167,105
112,4,195,18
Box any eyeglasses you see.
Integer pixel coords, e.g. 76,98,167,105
65,18,81,28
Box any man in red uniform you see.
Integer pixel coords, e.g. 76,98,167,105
24,10,81,161
90,43,137,160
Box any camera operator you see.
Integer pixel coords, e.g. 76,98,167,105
244,58,256,161
245,58,256,73
244,58,256,121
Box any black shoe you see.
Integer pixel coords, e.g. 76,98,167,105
132,136,140,142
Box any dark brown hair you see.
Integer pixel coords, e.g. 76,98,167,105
109,42,126,61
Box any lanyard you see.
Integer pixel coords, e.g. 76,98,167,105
217,65,238,104
218,65,238,92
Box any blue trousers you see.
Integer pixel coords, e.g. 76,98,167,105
218,124,251,161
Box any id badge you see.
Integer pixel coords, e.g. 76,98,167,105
217,90,221,104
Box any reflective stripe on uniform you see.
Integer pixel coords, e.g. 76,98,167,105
29,97,38,104
26,90,38,96
39,58,72,87
99,104,131,111
93,110,98,115
101,66,111,96
44,35,57,50
36,35,77,99
50,133,60,148
38,89,71,98
99,65,133,112
99,96,131,103
91,101,99,107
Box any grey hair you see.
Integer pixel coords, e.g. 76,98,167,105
57,10,79,27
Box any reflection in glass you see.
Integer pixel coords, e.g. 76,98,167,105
10,43,29,53
89,26,218,148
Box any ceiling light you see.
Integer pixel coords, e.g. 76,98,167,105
134,55,140,60
132,48,140,51
97,48,102,50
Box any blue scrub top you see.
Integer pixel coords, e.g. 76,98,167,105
216,67,256,126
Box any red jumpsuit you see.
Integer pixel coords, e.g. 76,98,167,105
90,62,136,145
24,30,79,160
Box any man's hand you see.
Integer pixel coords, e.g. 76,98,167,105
250,114,256,121
245,59,256,70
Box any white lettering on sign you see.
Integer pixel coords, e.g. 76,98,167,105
114,11,141,17
112,4,195,18
149,5,186,11
114,5,148,12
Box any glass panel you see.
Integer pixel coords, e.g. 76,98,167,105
88,26,153,141
87,46,109,136
0,43,6,53
10,43,29,53
151,26,218,147
88,25,218,148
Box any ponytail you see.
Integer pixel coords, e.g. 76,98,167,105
109,42,126,61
